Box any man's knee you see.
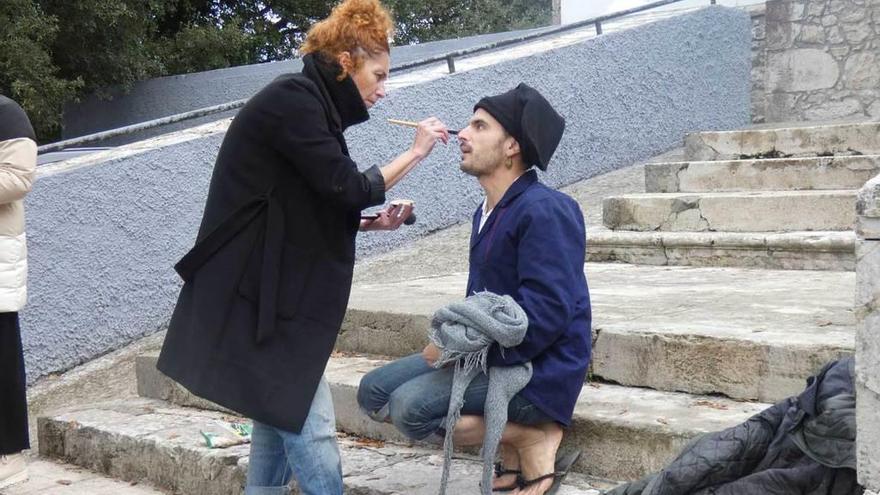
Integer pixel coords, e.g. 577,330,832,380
356,368,387,416
387,390,441,441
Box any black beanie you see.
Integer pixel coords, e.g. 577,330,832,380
473,83,564,171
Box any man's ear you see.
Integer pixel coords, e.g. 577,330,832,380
504,136,521,159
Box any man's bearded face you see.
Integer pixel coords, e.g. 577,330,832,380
458,108,510,178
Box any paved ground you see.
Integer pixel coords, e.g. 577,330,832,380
7,334,168,494
349,263,854,348
1,456,166,495
4,444,611,495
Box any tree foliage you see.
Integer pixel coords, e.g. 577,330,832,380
1,0,550,141
0,0,81,140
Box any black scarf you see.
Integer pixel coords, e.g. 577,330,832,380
301,53,369,132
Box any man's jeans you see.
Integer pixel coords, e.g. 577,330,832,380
357,353,554,441
245,377,342,495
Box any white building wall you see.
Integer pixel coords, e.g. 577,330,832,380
561,0,764,24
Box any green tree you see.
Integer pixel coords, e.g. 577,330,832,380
0,0,81,140
387,0,551,45
1,0,551,142
41,0,168,97
152,19,256,75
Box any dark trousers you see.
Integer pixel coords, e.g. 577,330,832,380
0,312,29,455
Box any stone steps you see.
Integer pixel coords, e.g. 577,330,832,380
334,264,854,403
602,190,857,232
594,125,879,270
37,398,607,495
684,122,880,161
645,155,880,193
1,457,168,495
131,354,770,481
586,229,855,271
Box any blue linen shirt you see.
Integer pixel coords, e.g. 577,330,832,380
467,170,592,426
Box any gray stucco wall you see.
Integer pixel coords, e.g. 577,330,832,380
61,27,555,140
23,6,751,382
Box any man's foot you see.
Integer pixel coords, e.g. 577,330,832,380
492,462,520,491
0,453,28,489
510,423,563,495
488,443,520,491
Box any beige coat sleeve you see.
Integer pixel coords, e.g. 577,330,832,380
0,137,37,204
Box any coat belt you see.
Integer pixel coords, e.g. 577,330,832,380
175,189,285,344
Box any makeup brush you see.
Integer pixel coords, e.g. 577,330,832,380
387,119,459,135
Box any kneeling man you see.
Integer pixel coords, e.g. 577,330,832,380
358,84,591,495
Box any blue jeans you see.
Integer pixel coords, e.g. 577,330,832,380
245,377,342,495
357,353,554,441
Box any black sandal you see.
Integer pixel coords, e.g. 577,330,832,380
491,462,522,492
515,450,582,495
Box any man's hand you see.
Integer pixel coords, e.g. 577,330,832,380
422,342,442,367
360,202,414,231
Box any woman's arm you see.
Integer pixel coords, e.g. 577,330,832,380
379,117,449,191
273,90,447,211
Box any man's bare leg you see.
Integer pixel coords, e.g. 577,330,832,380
508,421,562,495
452,415,562,494
497,444,521,489
453,416,519,489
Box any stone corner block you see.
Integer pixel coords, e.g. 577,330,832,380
858,385,880,491
857,174,880,221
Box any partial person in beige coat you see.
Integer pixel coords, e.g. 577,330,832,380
0,95,37,490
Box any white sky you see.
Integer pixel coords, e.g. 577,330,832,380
561,0,765,24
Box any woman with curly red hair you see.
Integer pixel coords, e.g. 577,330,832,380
155,1,449,493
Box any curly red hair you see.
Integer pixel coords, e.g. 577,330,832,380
300,0,394,79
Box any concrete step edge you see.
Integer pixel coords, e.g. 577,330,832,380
683,122,880,161
602,190,858,232
585,230,856,270
37,397,608,494
606,189,859,200
587,229,856,251
645,155,880,193
133,353,770,480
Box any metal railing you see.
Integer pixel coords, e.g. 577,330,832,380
39,0,705,154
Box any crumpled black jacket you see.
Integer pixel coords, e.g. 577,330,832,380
606,357,862,495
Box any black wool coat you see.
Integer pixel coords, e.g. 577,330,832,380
157,53,385,433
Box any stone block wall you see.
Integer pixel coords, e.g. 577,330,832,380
751,6,769,123
754,0,880,122
857,172,880,492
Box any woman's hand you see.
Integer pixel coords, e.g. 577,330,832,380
409,117,450,159
360,202,414,231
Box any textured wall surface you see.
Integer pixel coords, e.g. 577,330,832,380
61,27,555,140
23,132,221,382
856,172,880,491
750,5,769,123
23,6,751,382
756,0,880,122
